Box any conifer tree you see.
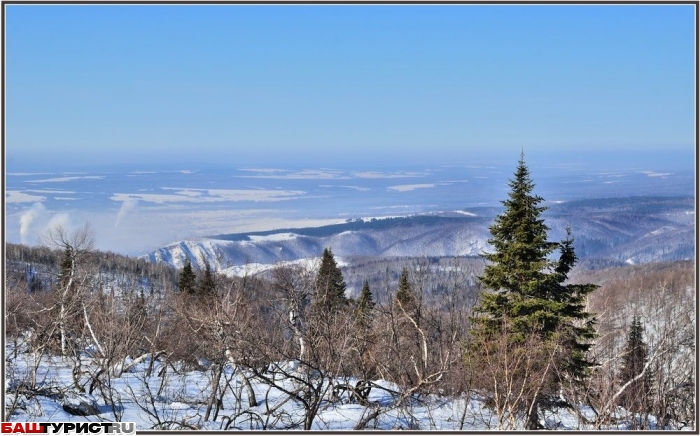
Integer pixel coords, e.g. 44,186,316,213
395,267,418,321
354,280,375,329
178,258,197,295
470,153,597,429
312,248,348,314
619,316,653,414
392,267,425,387
197,261,217,296
352,280,376,380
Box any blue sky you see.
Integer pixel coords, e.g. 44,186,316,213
5,4,696,170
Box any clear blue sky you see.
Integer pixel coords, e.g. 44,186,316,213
5,4,696,169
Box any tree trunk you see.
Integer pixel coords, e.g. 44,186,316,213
526,398,541,430
225,349,258,407
204,362,224,422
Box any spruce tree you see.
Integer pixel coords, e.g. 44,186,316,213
619,316,653,414
354,280,375,328
313,248,348,314
178,258,197,294
352,280,376,380
197,261,217,296
470,153,597,429
393,267,424,387
395,267,418,320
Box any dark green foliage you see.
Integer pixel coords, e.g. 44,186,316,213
197,261,217,296
391,267,424,387
354,280,375,328
178,259,197,295
619,316,653,414
352,280,377,379
394,267,422,337
313,248,348,314
470,154,597,427
395,268,417,316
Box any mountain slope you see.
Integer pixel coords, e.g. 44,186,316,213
143,196,695,273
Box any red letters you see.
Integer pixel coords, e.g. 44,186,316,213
0,423,46,434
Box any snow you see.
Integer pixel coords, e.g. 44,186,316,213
221,257,321,278
453,210,477,216
248,233,299,242
27,176,105,183
6,191,47,203
644,226,677,237
387,184,436,192
358,215,403,222
2,347,483,430
5,340,682,431
111,188,306,205
640,171,673,177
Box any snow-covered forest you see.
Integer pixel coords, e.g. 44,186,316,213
4,240,695,430
4,162,695,431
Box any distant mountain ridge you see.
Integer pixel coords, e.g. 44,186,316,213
143,196,694,274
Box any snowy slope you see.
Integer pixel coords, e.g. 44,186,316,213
7,346,667,431
143,215,492,274
144,221,690,275
143,197,695,274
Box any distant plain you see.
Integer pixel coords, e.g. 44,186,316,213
6,151,694,256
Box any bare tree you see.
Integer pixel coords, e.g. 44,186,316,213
41,223,95,357
578,262,695,430
466,316,564,430
224,263,359,430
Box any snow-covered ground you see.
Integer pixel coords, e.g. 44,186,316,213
5,343,672,431
220,257,322,278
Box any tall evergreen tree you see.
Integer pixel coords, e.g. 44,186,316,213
619,316,653,414
470,153,597,429
354,280,375,328
178,258,197,294
395,267,418,321
352,280,377,380
197,261,217,296
312,248,348,314
392,267,425,386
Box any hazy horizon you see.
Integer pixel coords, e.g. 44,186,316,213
6,153,694,256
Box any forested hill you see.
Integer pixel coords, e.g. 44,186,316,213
211,213,490,241
145,196,694,273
